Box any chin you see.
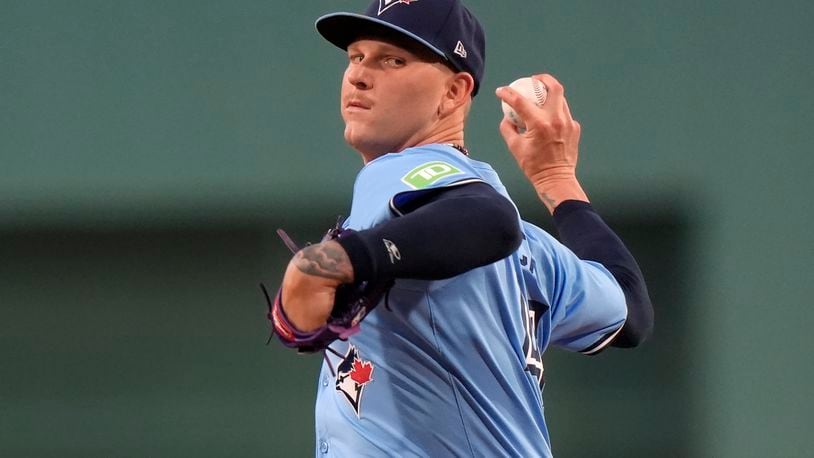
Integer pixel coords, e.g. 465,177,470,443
343,126,374,153
343,125,364,151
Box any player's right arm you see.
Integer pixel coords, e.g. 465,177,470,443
496,74,653,348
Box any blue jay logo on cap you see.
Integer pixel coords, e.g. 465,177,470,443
378,0,419,16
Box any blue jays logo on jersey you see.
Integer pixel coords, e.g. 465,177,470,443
335,345,375,417
378,0,419,16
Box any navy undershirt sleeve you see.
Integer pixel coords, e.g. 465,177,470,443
336,182,522,282
552,200,654,348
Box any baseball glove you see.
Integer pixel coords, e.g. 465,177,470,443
261,220,393,354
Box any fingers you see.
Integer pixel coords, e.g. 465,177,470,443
561,96,573,122
532,74,564,105
498,116,520,144
495,84,540,124
497,73,576,128
532,74,568,119
537,74,580,124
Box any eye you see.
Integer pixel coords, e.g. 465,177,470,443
383,56,406,67
348,54,363,64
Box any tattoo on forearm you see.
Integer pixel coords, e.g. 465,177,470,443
294,243,353,282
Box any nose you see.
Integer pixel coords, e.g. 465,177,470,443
345,63,371,90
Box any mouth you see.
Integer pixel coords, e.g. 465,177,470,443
345,99,371,111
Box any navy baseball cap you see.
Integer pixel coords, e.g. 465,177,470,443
316,0,486,96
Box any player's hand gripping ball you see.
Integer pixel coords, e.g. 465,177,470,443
501,77,548,131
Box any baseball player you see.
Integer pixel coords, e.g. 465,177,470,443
270,0,653,456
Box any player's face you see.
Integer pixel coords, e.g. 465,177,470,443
341,38,456,161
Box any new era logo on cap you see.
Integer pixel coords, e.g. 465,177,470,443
378,0,419,16
454,41,467,58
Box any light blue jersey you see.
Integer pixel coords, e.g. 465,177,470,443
314,144,626,457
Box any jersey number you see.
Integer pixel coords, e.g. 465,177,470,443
521,296,544,390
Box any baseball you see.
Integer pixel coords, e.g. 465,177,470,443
501,77,547,130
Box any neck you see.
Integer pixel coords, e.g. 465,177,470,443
357,112,467,163
414,125,465,151
360,134,465,163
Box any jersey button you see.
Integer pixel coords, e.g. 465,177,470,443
322,376,329,387
319,439,329,454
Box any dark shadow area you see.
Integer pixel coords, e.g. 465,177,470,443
0,225,323,456
524,209,696,457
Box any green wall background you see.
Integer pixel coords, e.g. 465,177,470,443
2,1,812,456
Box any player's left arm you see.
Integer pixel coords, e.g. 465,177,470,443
497,73,653,348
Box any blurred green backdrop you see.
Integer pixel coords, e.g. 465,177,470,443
2,1,812,456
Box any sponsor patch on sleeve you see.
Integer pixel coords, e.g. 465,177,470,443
400,161,464,189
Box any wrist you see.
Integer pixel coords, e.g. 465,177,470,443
532,174,589,214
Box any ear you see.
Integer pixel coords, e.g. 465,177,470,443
439,72,475,118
